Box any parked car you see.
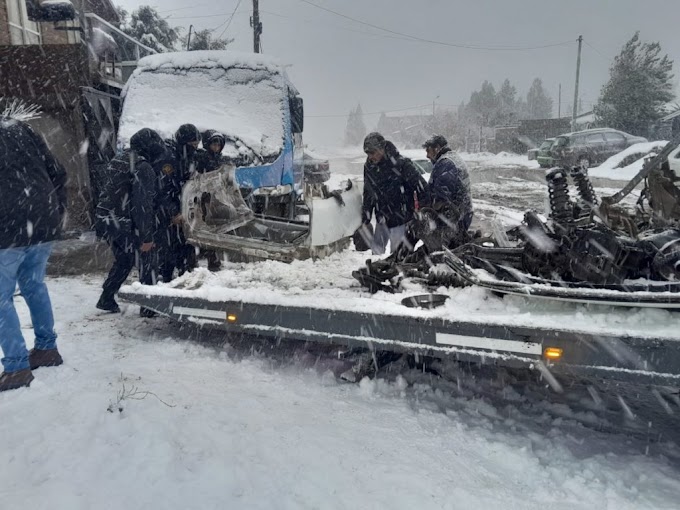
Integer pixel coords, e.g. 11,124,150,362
550,128,648,169
536,138,555,168
412,158,433,176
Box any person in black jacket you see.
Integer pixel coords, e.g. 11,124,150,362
418,134,473,250
361,132,427,255
95,128,166,313
158,124,201,281
194,130,228,271
0,113,66,392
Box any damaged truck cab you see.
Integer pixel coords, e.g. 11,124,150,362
118,50,362,261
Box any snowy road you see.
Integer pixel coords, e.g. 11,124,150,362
2,277,680,509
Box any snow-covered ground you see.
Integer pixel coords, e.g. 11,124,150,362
3,277,680,509
4,150,680,508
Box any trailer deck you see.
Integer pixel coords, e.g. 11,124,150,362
119,251,680,384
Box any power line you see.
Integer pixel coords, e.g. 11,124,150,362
583,39,611,61
158,4,214,14
213,0,244,38
298,0,574,52
259,9,436,43
169,8,434,44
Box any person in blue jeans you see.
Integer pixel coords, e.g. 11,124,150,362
0,109,67,392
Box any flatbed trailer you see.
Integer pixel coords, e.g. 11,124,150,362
119,286,680,385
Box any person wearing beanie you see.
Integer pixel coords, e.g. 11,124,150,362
360,132,427,255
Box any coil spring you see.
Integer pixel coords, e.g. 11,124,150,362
546,168,573,227
571,167,599,216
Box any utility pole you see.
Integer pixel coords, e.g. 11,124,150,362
251,0,262,53
572,35,583,131
187,24,193,51
558,84,561,118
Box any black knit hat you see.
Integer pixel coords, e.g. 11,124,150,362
363,132,386,152
175,124,201,146
422,134,448,149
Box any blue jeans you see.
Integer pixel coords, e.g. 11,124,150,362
0,244,57,373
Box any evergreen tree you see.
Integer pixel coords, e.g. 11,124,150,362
526,78,553,119
594,32,675,137
498,79,518,124
189,29,233,51
467,81,499,127
344,104,367,146
119,5,181,53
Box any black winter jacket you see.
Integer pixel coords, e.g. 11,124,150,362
159,140,195,221
0,119,67,249
362,141,427,228
130,155,162,245
428,148,473,220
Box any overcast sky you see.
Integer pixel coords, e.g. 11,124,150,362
116,0,680,147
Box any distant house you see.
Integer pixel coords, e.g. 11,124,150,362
657,108,680,140
0,0,154,227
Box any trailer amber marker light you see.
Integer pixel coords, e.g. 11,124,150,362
544,347,563,360
227,314,237,323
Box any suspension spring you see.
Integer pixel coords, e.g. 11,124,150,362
571,167,599,217
546,168,573,228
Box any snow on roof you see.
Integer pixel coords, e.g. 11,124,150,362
135,50,283,74
589,141,668,180
119,51,287,158
42,0,73,5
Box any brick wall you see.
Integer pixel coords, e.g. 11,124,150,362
40,22,70,44
0,2,10,46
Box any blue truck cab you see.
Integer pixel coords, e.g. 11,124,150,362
118,50,306,215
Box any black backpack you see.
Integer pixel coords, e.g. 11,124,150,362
95,150,135,240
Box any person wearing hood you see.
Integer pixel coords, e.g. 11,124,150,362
0,112,66,391
361,132,427,255
418,134,473,250
196,130,228,174
158,124,201,281
194,130,229,271
95,128,167,314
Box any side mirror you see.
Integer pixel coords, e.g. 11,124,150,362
290,96,304,134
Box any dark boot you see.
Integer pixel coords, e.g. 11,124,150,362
0,369,34,392
29,348,63,370
206,251,222,272
96,295,121,313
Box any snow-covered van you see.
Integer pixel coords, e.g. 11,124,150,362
118,50,362,261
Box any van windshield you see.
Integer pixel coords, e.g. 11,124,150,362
119,66,286,164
